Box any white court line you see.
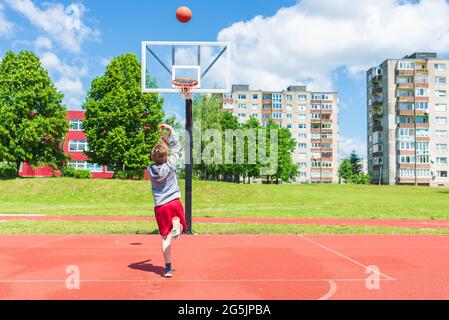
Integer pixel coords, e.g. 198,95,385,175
0,278,395,283
0,234,74,258
298,235,396,281
319,281,337,300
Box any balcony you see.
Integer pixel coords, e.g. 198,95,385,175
372,125,383,132
415,96,429,103
372,86,383,95
397,109,414,116
396,69,414,76
397,96,414,103
415,68,429,75
415,82,429,88
397,82,414,90
372,101,383,108
372,75,383,82
373,152,383,158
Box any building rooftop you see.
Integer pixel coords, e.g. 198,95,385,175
403,52,438,59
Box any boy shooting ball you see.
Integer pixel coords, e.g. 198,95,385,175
148,124,187,278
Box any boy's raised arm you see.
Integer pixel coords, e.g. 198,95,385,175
159,124,181,170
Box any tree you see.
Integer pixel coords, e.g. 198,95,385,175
0,51,69,176
83,53,164,179
265,120,298,183
349,150,363,175
338,159,353,183
339,158,371,184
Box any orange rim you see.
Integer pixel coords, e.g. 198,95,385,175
172,78,198,88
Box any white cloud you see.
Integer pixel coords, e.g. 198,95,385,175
39,51,87,108
34,36,52,50
6,0,99,53
100,57,111,67
339,136,367,160
0,4,14,37
218,0,449,91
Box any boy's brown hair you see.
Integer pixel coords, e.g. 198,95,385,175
151,142,169,165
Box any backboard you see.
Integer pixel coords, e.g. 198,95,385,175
141,41,230,94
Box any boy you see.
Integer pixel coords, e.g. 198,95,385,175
148,124,187,278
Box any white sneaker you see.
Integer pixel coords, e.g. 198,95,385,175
171,217,183,240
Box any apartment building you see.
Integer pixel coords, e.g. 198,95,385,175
367,52,449,187
221,85,339,184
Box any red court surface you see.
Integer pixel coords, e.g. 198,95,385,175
0,234,449,300
1,215,449,229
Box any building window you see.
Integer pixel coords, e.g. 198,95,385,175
434,64,446,71
416,128,429,137
436,157,447,165
298,114,307,121
262,114,270,119
262,104,271,110
437,171,448,178
397,61,415,70
286,105,292,111
272,113,282,119
435,90,447,97
298,124,307,129
70,119,84,131
223,103,234,109
223,93,232,99
286,114,292,119
298,143,307,149
298,133,307,140
437,144,448,151
68,161,102,172
298,95,307,101
435,104,447,112
298,105,307,111
252,94,258,100
251,114,258,119
435,77,447,84
238,113,247,119
312,93,330,100
436,130,447,138
415,102,428,110
415,88,428,97
272,93,282,103
436,117,447,125
238,104,246,109
286,95,292,101
238,94,246,100
251,104,258,110
69,140,88,152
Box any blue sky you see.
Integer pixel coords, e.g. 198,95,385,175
1,0,449,159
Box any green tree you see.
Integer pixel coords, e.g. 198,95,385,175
0,51,69,176
265,120,298,183
83,53,164,179
349,150,363,175
338,159,353,183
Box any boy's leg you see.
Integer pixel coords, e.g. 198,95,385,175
161,234,173,277
161,234,172,264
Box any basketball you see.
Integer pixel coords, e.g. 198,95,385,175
176,6,192,23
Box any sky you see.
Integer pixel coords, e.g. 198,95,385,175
1,0,449,159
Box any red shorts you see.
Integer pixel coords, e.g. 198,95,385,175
154,198,187,237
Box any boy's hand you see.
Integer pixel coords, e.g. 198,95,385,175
158,124,175,135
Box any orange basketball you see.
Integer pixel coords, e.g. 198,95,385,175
176,6,192,23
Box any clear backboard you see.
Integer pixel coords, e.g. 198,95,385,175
141,41,230,95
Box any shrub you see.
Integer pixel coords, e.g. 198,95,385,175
113,169,144,180
74,169,91,179
0,163,18,179
61,166,76,178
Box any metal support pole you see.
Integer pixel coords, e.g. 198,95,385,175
184,98,193,234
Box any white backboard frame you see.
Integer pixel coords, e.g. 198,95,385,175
141,41,231,94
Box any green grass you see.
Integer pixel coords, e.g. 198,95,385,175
1,178,449,220
0,220,448,235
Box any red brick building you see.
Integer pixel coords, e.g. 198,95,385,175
19,110,114,179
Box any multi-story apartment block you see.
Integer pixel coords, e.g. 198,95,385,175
221,85,339,184
367,52,449,187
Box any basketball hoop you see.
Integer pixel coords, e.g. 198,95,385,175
172,78,198,100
